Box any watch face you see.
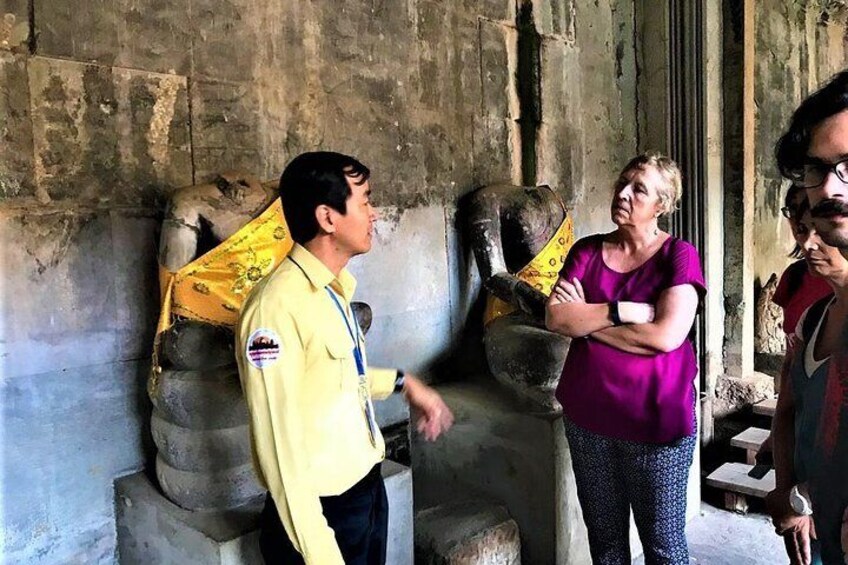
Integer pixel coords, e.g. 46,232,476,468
790,486,813,516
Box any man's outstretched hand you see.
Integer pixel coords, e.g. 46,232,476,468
402,375,454,441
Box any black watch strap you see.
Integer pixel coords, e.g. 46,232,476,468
610,301,623,326
394,369,406,393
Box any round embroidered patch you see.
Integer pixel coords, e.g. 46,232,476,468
246,329,282,369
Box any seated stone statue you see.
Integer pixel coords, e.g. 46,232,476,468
467,183,573,409
151,171,290,511
153,172,376,512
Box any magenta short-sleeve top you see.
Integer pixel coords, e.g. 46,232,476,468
555,234,707,443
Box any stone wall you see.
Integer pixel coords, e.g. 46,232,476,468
0,1,637,562
753,0,848,287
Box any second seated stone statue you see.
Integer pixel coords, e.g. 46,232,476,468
467,183,574,409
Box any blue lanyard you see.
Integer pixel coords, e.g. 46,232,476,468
325,287,366,376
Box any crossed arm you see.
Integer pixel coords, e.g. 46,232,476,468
544,276,699,355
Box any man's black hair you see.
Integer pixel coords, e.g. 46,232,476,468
278,152,370,244
776,70,848,180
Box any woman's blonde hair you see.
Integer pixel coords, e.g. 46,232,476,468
619,151,683,216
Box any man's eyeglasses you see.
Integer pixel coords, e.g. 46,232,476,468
790,157,848,189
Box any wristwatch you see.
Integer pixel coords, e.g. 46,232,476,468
789,485,813,516
609,301,623,326
394,369,406,393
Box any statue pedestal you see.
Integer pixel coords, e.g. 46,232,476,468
412,379,645,565
115,461,413,565
115,472,263,565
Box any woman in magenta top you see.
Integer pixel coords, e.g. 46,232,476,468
546,153,705,565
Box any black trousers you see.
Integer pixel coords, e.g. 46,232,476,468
259,464,388,565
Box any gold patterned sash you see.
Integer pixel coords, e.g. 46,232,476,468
483,205,574,325
153,198,292,373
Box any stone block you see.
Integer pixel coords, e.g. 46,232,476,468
27,57,192,206
347,205,454,383
476,0,516,23
412,379,661,564
316,0,414,86
34,0,192,75
115,472,264,565
0,52,35,200
0,209,161,377
479,20,518,120
1,362,148,564
412,380,586,564
473,116,519,186
415,501,521,565
349,205,450,317
191,80,260,153
191,0,259,81
111,210,159,360
367,308,453,377
414,2,458,113
383,459,414,565
115,460,413,565
713,373,776,419
0,210,120,377
536,37,582,193
1,0,28,51
567,0,637,235
534,0,576,41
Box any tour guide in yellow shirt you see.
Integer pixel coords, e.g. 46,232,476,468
236,151,454,564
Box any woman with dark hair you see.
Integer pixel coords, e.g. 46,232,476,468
768,203,848,565
546,152,705,564
773,185,833,350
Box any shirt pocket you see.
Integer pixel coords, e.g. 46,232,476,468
324,335,356,391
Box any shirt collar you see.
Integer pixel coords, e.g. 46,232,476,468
289,243,357,300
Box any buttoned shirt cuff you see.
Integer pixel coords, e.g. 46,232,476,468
367,367,397,401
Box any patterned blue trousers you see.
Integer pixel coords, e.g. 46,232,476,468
564,418,696,565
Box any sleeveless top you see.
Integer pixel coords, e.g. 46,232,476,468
792,296,833,483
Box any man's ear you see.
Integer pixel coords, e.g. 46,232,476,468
315,204,336,235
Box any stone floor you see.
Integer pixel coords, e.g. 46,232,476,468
633,502,787,564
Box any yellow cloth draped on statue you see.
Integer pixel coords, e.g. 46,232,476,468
483,212,574,325
153,198,293,371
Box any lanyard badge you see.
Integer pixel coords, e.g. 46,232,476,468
326,288,378,446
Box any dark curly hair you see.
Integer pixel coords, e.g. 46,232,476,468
775,70,848,181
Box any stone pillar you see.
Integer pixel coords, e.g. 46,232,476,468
721,0,755,381
702,0,728,443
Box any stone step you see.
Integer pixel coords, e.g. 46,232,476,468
730,427,770,464
414,501,521,565
753,397,777,417
705,462,776,514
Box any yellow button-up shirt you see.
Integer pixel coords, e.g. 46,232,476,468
236,244,397,565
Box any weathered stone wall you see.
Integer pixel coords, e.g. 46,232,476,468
753,0,848,286
0,1,637,562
